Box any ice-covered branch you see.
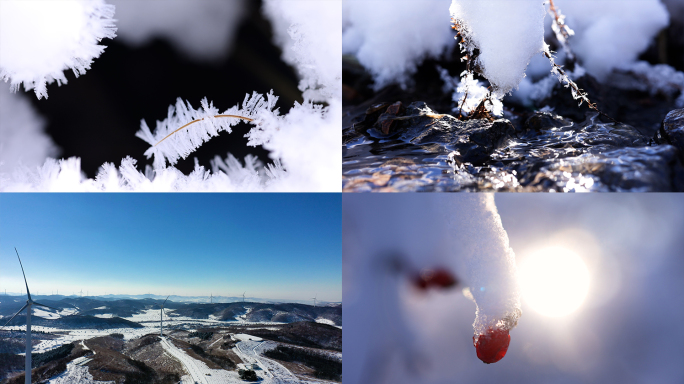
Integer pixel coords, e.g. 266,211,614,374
136,91,280,170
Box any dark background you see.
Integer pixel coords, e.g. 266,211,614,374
28,0,302,178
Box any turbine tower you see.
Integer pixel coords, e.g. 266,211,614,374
242,292,246,302
2,248,59,384
160,295,170,337
210,293,213,304
312,293,317,308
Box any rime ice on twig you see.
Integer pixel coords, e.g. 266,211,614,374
543,45,617,123
548,0,576,63
136,91,280,170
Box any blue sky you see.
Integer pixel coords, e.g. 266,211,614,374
0,194,341,301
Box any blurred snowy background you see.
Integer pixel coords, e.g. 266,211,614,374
0,0,341,191
344,194,684,384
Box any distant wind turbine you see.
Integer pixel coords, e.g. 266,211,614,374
312,293,318,308
1,248,59,384
160,295,170,337
242,292,246,302
210,293,213,304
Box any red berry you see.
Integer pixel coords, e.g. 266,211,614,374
412,267,457,291
473,328,510,364
429,269,457,288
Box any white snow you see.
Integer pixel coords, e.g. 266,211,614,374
233,337,318,383
161,336,241,384
450,0,546,97
0,0,117,99
553,0,669,81
343,0,454,90
59,308,78,316
33,307,61,319
47,362,114,384
0,82,58,175
314,318,336,327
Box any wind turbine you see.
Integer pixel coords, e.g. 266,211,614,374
210,293,213,304
160,295,170,337
242,292,246,302
312,293,317,308
2,248,59,384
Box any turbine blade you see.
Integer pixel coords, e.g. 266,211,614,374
162,295,170,307
15,248,31,301
1,303,29,329
32,302,60,312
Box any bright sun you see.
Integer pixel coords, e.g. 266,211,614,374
518,247,590,317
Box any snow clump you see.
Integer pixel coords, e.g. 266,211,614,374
0,83,58,176
343,0,454,90
450,0,547,98
552,0,669,81
0,0,116,99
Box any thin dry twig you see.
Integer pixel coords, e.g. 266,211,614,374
154,114,253,146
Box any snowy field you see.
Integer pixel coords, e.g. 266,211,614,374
3,307,292,356
233,335,326,384
47,340,113,384
161,336,239,384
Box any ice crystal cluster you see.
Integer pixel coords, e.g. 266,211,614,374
0,0,116,99
344,194,521,383
0,0,341,191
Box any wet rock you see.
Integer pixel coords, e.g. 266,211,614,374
365,102,516,165
343,106,684,192
657,108,684,163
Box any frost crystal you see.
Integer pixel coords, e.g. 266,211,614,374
0,0,117,99
264,0,341,102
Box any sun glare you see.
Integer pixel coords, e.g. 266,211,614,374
518,247,590,317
